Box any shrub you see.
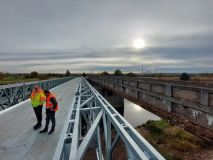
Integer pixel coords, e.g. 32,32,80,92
30,71,38,78
114,69,122,76
144,120,171,134
126,72,136,77
101,71,109,75
180,72,190,80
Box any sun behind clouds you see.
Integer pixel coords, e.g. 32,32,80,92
132,38,146,49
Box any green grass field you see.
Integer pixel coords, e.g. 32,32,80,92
0,76,39,85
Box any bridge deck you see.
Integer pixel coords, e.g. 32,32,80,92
0,78,79,160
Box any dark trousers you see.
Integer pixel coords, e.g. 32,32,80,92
33,105,43,124
44,109,56,130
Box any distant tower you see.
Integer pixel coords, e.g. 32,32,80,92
141,64,144,75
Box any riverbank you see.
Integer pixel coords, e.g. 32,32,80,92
136,120,213,160
80,119,213,159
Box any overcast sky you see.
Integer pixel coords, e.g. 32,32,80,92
0,0,213,73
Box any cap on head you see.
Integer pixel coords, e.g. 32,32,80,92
44,90,50,95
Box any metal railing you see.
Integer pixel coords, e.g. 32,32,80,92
0,77,75,111
53,78,165,160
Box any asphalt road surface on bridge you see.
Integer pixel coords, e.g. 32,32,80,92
0,78,79,160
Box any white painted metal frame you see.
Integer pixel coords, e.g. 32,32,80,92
0,77,75,111
53,78,165,160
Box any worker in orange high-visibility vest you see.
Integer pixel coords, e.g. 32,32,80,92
40,90,58,135
30,85,46,130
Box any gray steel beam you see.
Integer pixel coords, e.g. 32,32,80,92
53,78,165,160
77,110,103,160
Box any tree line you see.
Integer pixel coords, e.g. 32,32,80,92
1,69,212,81
0,69,72,81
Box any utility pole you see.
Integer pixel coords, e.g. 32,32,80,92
141,64,144,75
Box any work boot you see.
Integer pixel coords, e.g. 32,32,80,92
48,128,54,135
39,127,48,133
33,123,41,130
33,123,37,129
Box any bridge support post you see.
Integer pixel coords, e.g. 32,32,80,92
201,90,209,106
89,80,124,115
165,84,172,112
102,89,124,115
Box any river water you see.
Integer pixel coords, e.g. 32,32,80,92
123,99,161,127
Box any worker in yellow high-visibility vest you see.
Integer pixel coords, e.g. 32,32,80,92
31,85,46,130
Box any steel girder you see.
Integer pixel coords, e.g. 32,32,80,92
0,77,75,111
53,78,165,160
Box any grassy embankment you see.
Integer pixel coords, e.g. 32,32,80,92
136,120,213,160
84,120,213,160
0,75,38,85
152,76,213,82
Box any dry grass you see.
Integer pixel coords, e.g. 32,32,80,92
151,76,213,82
137,120,212,160
191,76,213,81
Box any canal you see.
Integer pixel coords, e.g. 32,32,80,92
123,99,160,127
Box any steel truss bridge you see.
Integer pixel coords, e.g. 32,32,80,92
0,77,74,111
53,78,165,160
0,77,164,160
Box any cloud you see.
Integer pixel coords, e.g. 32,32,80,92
0,0,213,73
